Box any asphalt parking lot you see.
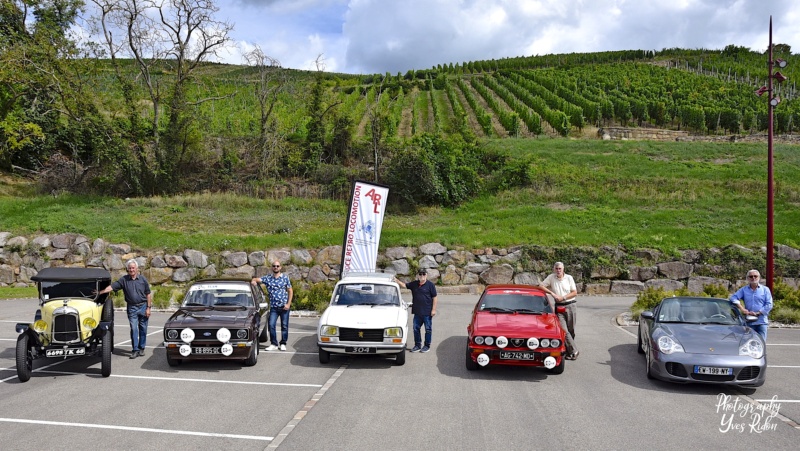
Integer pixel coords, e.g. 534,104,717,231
1,295,798,450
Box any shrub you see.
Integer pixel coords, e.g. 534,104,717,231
292,282,334,313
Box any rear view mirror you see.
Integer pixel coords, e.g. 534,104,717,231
745,315,758,322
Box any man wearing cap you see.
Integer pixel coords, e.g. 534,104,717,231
539,262,579,360
395,269,438,353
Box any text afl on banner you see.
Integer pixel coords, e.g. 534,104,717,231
339,180,390,278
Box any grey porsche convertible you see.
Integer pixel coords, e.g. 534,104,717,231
638,296,766,388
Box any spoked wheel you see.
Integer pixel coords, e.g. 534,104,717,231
101,332,112,377
16,334,33,382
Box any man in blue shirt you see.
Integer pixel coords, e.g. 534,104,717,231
97,259,152,358
729,269,773,342
252,261,293,351
395,269,438,353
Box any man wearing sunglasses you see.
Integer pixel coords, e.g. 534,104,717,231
729,269,773,342
252,261,293,351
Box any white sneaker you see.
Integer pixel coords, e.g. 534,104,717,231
279,344,287,351
266,344,278,351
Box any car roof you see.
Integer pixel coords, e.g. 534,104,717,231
661,296,729,303
483,284,547,296
31,267,112,282
338,272,396,284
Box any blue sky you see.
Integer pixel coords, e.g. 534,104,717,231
99,0,800,75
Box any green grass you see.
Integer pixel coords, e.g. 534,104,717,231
1,139,799,253
0,286,37,299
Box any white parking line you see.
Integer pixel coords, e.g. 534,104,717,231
267,363,348,449
0,418,272,441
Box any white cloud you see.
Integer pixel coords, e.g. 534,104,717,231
211,0,800,73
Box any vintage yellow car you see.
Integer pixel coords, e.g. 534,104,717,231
15,267,114,382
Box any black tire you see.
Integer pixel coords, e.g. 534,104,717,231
645,350,654,380
102,299,113,322
166,353,181,367
637,330,645,354
394,349,406,366
549,357,565,374
243,343,258,366
258,323,269,343
465,343,478,371
101,332,112,377
319,347,330,364
16,334,32,383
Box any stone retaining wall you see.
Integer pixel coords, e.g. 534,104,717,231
2,231,799,296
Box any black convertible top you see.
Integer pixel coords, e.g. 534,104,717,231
31,267,112,282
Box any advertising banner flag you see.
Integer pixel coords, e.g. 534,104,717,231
340,180,390,277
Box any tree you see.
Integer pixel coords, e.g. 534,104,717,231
243,45,290,177
88,0,233,193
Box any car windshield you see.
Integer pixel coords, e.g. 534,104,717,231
657,298,739,324
479,293,551,313
333,284,400,306
40,280,109,301
182,284,254,307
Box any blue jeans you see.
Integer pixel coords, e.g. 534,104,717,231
413,314,432,347
268,308,290,345
126,303,149,352
750,324,768,342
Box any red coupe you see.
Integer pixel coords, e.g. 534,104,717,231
466,284,567,374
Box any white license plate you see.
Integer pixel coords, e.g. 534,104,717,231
192,347,221,354
46,348,86,357
694,365,733,375
500,351,536,360
345,347,376,353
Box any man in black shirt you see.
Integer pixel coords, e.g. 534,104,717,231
395,269,438,353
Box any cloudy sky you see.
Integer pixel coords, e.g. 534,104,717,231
213,0,798,74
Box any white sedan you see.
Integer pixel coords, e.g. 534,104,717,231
317,272,410,366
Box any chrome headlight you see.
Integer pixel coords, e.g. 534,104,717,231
236,329,248,339
739,338,764,359
384,327,403,338
656,335,684,354
33,320,48,333
82,317,98,330
549,339,561,348
484,336,495,346
473,336,485,345
166,329,179,340
320,325,339,337
540,338,551,348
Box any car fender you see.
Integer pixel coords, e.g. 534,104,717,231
15,324,44,348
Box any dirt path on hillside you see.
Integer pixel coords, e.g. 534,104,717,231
454,83,487,138
398,88,416,138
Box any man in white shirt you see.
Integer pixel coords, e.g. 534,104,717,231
539,262,579,360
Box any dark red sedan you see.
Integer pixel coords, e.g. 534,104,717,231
466,284,567,374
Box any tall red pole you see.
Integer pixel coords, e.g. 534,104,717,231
766,16,775,290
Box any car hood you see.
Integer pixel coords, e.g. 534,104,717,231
167,308,255,328
320,305,405,328
660,324,752,354
472,312,562,337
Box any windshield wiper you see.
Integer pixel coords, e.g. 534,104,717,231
183,302,206,307
513,308,543,314
482,306,513,313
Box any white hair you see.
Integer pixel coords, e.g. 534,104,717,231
126,259,139,269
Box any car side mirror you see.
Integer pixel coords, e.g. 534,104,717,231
556,306,566,314
407,302,413,308
640,311,654,320
259,302,269,310
745,315,758,322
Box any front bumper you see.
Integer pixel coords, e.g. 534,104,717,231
466,346,565,367
163,341,256,360
318,342,406,354
648,351,767,387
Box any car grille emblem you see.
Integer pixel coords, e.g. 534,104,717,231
358,331,364,338
511,339,525,347
709,347,714,352
204,332,212,337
